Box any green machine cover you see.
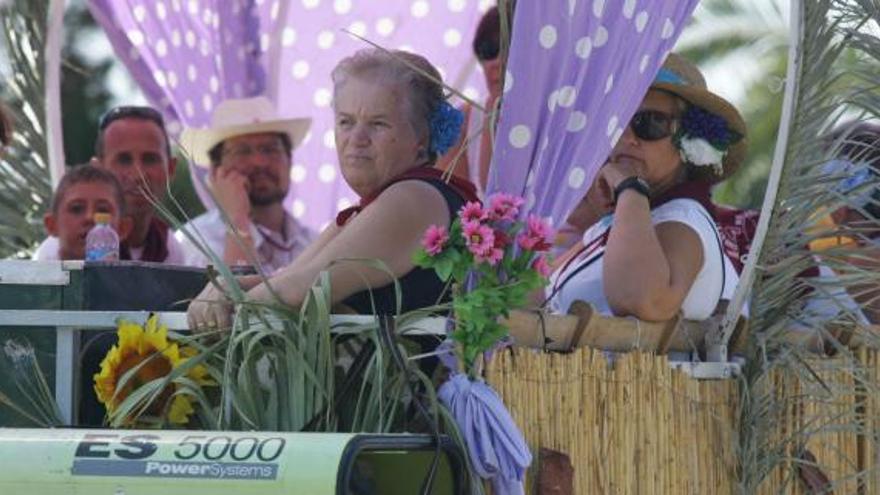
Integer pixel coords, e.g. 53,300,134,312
0,428,468,494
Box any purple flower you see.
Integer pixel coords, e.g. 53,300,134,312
430,101,464,156
680,106,734,148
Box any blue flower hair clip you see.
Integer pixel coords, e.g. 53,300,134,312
429,100,464,156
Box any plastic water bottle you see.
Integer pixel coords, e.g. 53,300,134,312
85,213,119,261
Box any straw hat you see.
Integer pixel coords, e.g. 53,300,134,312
180,96,311,167
651,53,748,181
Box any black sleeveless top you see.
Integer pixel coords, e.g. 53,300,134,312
342,178,468,315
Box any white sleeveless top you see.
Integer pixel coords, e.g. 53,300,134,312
546,199,740,321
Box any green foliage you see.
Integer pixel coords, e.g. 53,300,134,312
0,1,52,258
730,0,880,492
60,4,113,166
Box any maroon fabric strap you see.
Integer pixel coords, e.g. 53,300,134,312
716,206,760,274
650,179,717,220
335,167,480,226
120,217,170,262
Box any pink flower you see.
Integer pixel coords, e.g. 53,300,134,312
421,224,449,256
475,247,504,266
486,193,525,222
459,201,486,224
531,255,551,278
462,221,495,256
517,215,553,252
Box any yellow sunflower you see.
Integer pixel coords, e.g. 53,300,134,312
94,314,213,426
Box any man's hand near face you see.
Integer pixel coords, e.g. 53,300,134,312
211,166,259,268
211,166,252,230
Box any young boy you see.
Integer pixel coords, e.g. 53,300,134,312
37,164,132,260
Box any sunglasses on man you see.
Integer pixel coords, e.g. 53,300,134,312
98,105,165,131
628,110,679,142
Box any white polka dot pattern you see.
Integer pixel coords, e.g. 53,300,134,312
488,0,698,228
92,0,504,230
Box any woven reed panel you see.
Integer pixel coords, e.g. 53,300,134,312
485,348,738,494
486,347,880,494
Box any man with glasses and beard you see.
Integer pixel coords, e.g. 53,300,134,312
33,105,186,263
177,97,315,274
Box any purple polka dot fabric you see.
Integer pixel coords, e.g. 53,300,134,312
487,0,698,227
88,0,493,230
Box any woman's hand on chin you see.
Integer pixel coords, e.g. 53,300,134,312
595,161,641,206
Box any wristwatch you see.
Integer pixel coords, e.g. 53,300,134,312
613,176,651,204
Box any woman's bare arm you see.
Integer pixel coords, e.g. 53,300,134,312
247,180,450,307
602,190,703,321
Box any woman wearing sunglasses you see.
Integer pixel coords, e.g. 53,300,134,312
546,53,747,324
437,5,507,197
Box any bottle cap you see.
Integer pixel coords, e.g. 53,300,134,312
93,213,112,224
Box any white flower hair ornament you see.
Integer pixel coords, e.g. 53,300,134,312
674,106,742,176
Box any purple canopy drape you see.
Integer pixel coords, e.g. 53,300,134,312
88,0,490,230
487,0,699,228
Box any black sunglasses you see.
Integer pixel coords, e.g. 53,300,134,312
474,38,499,61
98,105,165,131
629,110,678,141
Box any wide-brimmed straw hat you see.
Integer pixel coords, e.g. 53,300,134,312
180,96,311,167
651,53,748,182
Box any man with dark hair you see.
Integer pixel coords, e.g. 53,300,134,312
176,97,315,274
34,105,185,263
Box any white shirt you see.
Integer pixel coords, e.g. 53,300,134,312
796,264,871,330
175,209,316,274
546,199,740,321
32,233,186,264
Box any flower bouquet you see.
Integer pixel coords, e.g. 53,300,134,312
414,192,553,375
414,192,553,494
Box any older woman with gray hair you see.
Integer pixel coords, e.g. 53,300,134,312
188,48,478,329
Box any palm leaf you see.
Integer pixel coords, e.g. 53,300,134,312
732,0,880,491
0,0,52,258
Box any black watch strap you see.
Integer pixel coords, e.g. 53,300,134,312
613,176,651,204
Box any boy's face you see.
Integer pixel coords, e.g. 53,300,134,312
44,182,124,260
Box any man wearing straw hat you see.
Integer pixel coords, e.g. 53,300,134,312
177,96,316,274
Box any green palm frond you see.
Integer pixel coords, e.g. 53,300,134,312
0,0,52,258
735,0,880,492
